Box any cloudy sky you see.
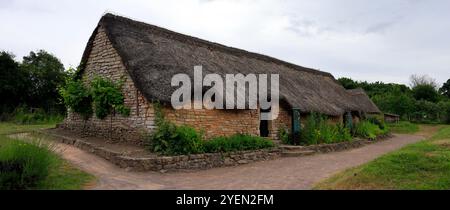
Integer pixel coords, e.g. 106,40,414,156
1,0,449,85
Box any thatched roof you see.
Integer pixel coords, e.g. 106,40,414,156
80,13,360,116
347,88,381,114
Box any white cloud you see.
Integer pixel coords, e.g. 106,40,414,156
1,0,449,85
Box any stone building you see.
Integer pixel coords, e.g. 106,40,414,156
61,13,378,145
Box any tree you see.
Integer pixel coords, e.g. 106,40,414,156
439,79,450,98
412,84,439,102
409,74,438,89
20,50,67,112
371,88,415,119
337,77,358,89
0,51,29,113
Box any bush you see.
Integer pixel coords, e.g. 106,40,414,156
59,79,92,120
278,127,291,145
147,120,204,155
354,121,387,140
10,106,63,125
203,134,274,153
0,140,56,190
300,112,352,145
90,77,130,119
366,116,386,130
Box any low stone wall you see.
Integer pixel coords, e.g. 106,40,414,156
39,130,281,172
56,122,145,146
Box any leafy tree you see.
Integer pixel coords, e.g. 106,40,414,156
412,84,439,102
337,77,358,89
59,78,92,120
371,89,415,119
90,77,130,119
0,51,29,113
439,79,450,98
20,50,67,112
412,100,440,123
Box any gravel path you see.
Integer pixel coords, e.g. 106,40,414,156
50,134,423,190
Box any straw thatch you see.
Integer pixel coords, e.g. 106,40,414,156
347,88,381,114
79,13,361,116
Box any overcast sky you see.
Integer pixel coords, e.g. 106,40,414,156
1,0,449,85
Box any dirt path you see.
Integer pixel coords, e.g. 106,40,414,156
42,134,424,190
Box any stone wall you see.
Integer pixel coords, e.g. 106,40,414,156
62,26,156,145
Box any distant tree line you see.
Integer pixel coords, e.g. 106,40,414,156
0,50,68,121
338,75,450,124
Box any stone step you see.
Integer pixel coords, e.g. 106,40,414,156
281,150,315,157
279,145,307,152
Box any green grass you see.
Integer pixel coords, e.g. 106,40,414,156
0,122,94,190
388,121,420,134
314,125,450,190
0,123,56,135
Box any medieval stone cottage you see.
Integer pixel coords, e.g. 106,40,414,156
347,88,381,121
61,13,375,144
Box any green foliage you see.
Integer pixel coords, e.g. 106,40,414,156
59,79,93,120
412,100,440,123
0,140,57,190
278,126,291,144
412,84,439,102
90,77,130,119
371,88,415,120
366,116,386,130
204,134,274,153
11,106,63,125
354,121,388,140
440,79,450,98
438,101,450,124
147,103,204,155
300,113,353,145
148,120,204,155
0,51,29,113
20,50,67,112
337,77,359,89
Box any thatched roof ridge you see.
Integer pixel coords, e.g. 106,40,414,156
79,13,361,116
347,88,381,114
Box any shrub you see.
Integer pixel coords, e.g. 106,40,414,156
147,103,204,155
147,120,204,155
90,77,130,119
299,112,352,145
278,127,291,145
366,116,386,130
0,140,56,190
11,106,63,125
354,121,385,140
59,79,92,120
203,134,274,153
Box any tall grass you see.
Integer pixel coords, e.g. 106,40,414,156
10,106,63,125
300,113,352,145
354,121,390,140
0,139,57,190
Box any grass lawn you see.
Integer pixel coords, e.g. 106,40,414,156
0,122,95,190
387,121,420,134
314,125,450,190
